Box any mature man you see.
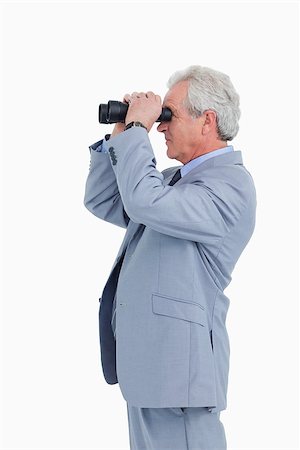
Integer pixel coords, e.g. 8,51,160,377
84,65,256,450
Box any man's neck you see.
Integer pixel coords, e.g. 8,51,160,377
191,140,228,160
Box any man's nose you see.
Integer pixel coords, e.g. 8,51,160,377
157,121,168,133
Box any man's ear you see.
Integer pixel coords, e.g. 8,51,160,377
202,110,217,135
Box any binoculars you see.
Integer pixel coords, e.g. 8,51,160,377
99,100,172,124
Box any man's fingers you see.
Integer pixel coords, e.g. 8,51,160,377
146,91,155,98
123,91,161,104
123,94,131,104
146,92,161,102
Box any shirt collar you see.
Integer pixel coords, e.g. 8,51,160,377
180,145,234,177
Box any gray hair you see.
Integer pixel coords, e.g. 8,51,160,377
167,65,241,141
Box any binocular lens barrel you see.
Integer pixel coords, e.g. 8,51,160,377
98,104,108,123
98,100,172,124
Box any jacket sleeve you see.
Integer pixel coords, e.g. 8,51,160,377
105,127,249,244
83,138,130,229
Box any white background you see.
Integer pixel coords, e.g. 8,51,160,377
1,1,299,449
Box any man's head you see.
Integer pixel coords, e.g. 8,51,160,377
157,65,241,164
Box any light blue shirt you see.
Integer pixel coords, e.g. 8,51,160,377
90,133,234,177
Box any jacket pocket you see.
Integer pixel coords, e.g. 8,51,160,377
152,293,205,326
210,329,214,351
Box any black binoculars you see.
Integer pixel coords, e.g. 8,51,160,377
99,100,172,124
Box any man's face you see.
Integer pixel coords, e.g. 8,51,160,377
157,80,205,164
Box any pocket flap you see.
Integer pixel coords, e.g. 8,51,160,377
152,293,205,326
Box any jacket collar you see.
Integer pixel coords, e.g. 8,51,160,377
165,151,243,185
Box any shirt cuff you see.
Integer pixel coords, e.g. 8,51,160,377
102,134,111,153
89,134,111,153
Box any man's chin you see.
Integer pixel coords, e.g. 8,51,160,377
166,143,175,159
166,148,173,159
166,146,181,162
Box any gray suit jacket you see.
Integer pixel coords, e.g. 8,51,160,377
83,127,256,413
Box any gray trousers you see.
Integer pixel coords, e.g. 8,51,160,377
112,293,227,449
127,404,227,450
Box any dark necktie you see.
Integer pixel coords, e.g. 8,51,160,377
168,168,182,186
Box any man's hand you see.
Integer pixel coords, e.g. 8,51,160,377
110,95,130,138
124,91,162,132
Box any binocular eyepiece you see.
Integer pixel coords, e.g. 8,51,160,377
99,100,172,124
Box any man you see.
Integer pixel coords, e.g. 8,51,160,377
84,65,256,449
